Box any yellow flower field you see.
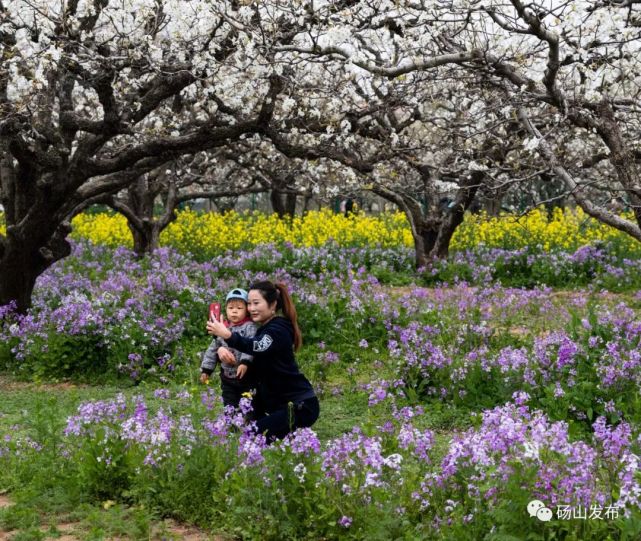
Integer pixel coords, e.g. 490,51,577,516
450,207,638,252
70,209,414,253
1,207,638,255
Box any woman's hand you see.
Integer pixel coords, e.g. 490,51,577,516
207,316,232,339
218,347,236,365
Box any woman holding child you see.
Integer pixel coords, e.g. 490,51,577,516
206,280,319,440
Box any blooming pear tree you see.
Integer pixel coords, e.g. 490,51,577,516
3,0,639,311
262,32,510,263
96,149,293,256
436,0,641,240
270,0,640,240
210,141,321,218
0,0,284,311
100,167,180,257
484,0,641,239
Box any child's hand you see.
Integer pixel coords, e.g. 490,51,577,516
218,347,236,365
207,315,231,339
199,372,210,384
236,364,248,379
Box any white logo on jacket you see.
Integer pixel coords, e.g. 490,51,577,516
253,335,273,352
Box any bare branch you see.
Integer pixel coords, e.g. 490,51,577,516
518,108,641,242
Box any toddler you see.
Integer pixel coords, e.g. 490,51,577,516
200,288,257,407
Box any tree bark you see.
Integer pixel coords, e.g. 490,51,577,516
270,189,287,218
371,185,432,268
0,242,42,314
127,176,159,256
483,193,503,216
107,171,180,257
131,222,162,255
285,191,297,216
0,216,72,312
302,193,313,212
592,101,641,230
419,223,439,261
372,171,481,266
0,60,283,312
431,171,483,258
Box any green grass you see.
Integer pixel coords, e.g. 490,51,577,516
0,501,160,541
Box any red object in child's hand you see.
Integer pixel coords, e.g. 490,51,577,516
209,302,221,322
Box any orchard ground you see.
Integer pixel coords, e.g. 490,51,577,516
2,220,641,539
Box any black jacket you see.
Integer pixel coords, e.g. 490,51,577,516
226,316,315,411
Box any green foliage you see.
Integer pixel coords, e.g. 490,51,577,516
74,426,136,500
421,262,475,287
0,337,15,371
33,334,108,381
134,441,237,526
420,245,641,292
370,265,415,286
79,503,152,541
0,504,41,531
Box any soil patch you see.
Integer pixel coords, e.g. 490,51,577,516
0,374,88,392
0,495,219,540
154,519,224,540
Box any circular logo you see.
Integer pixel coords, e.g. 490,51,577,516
527,500,553,522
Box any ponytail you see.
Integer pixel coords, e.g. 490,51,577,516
249,280,303,351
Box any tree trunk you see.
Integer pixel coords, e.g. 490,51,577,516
431,171,482,258
420,224,439,257
270,189,287,218
130,221,161,256
302,193,313,212
484,197,502,216
0,155,72,312
285,191,297,216
519,108,641,243
370,185,436,268
406,218,441,268
412,232,428,268
0,221,72,312
594,101,641,230
0,243,41,313
431,222,455,259
114,173,180,257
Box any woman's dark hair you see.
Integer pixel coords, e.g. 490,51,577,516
249,280,302,351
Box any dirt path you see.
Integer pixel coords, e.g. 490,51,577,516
0,374,88,392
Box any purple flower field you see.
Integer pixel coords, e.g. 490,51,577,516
1,240,641,539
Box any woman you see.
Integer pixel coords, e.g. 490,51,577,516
206,280,319,440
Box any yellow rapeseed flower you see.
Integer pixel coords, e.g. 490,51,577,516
64,207,640,256
450,207,639,253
